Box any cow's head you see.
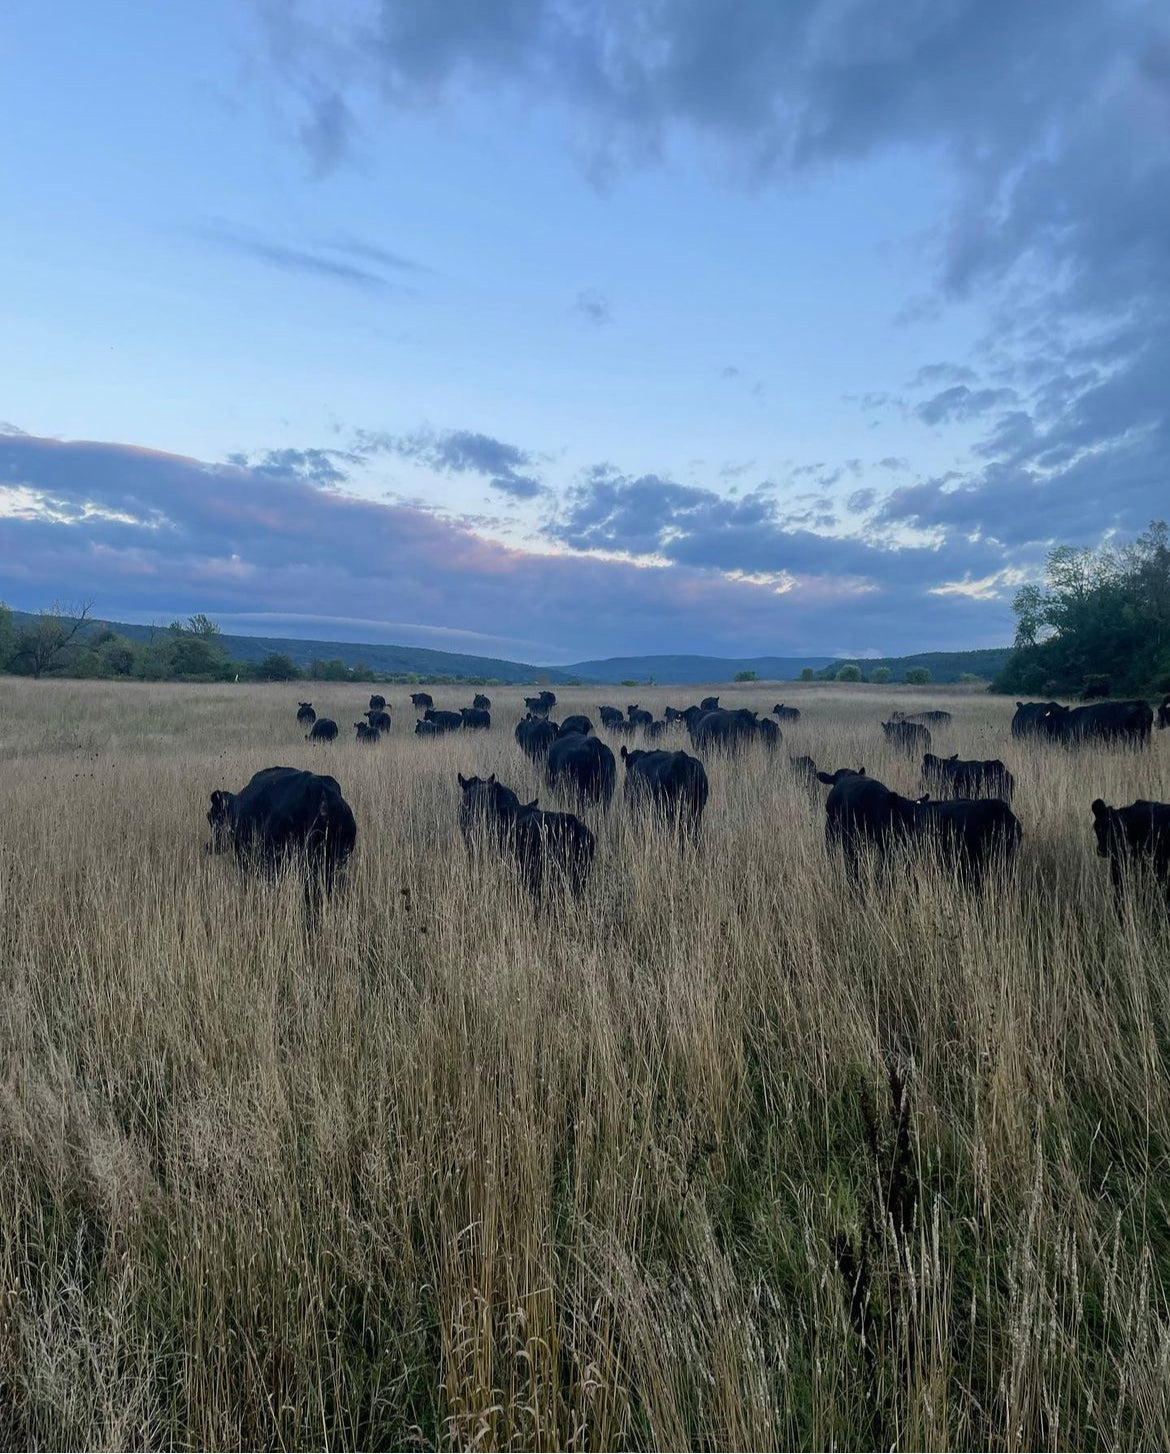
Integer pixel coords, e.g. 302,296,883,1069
205,789,236,853
1090,798,1114,856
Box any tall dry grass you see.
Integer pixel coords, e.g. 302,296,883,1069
0,675,1169,1449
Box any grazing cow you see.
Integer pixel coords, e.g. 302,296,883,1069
1012,701,1059,737
206,766,356,896
789,754,820,784
816,767,866,786
1042,700,1153,747
424,708,464,733
689,707,761,751
354,720,381,743
621,747,709,833
893,709,953,726
663,705,689,723
524,695,553,717
306,718,339,743
546,733,616,806
921,753,1015,803
913,798,1021,884
756,717,781,748
460,707,492,730
645,719,668,740
772,703,801,722
557,714,594,738
410,691,434,710
365,709,392,732
1091,799,1170,911
699,696,720,711
369,694,386,711
515,714,557,762
1157,696,1169,730
296,702,316,726
473,693,491,710
458,773,595,897
598,705,625,728
627,704,653,727
882,719,931,755
822,772,917,873
414,720,442,736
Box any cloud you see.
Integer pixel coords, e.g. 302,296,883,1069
225,447,354,488
192,222,420,291
299,91,355,177
575,288,611,325
720,365,741,378
916,385,1018,426
358,426,547,499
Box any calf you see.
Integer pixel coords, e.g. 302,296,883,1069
414,720,441,737
557,714,594,738
306,718,339,742
354,720,381,743
894,709,952,726
460,707,491,730
626,704,653,727
424,708,464,733
365,709,392,732
515,714,557,761
296,701,316,726
410,691,434,710
368,694,386,711
524,694,553,717
598,705,625,728
1091,799,1170,912
621,747,709,833
913,797,1021,885
882,719,931,755
458,773,595,897
789,754,820,784
473,692,491,710
921,753,1014,803
772,703,801,722
546,733,616,806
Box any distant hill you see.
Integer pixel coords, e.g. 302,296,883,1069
561,647,1011,685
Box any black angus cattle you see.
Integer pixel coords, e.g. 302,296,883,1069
756,717,781,748
1042,700,1153,747
822,771,916,873
515,714,558,762
414,720,441,736
424,708,464,733
815,766,866,786
410,691,434,710
663,705,688,722
1091,799,1170,911
354,720,381,743
645,719,668,740
913,798,1021,884
546,733,616,806
689,707,763,751
206,766,356,895
1012,701,1058,737
460,707,492,730
365,709,392,732
922,752,1015,802
699,696,720,711
296,701,316,726
789,754,820,784
557,714,594,738
626,704,653,727
369,694,386,711
598,705,625,728
473,693,491,710
621,747,709,833
458,773,595,897
893,709,953,726
1157,696,1169,729
772,703,801,722
306,718,339,742
524,694,553,717
882,719,931,755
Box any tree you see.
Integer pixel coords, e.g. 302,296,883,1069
186,613,221,638
799,667,815,682
904,667,932,685
10,602,94,678
255,653,301,681
836,664,863,682
871,666,892,684
734,669,759,682
958,672,984,685
0,603,13,670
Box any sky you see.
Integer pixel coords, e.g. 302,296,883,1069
0,0,1167,665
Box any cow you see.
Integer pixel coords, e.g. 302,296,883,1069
414,720,441,736
473,693,491,710
815,767,866,786
557,714,594,738
620,747,709,833
1091,799,1170,912
546,733,616,806
598,705,625,728
524,695,553,717
644,719,668,740
921,753,1015,803
913,798,1021,885
424,708,464,732
626,704,653,727
822,772,917,874
364,709,392,732
756,717,781,748
457,773,595,897
699,696,720,711
1157,696,1169,730
882,719,931,755
460,707,492,730
1012,701,1058,738
772,703,801,722
515,714,558,762
410,691,434,710
1042,700,1153,747
205,766,356,897
663,706,688,722
789,754,820,784
354,720,381,743
369,694,386,711
689,707,762,751
893,709,953,726
306,718,339,743
296,702,316,726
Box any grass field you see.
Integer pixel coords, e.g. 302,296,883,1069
1,676,1169,1450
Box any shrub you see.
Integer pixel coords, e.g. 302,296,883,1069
836,664,863,682
904,667,932,685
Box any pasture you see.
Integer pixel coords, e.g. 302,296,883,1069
1,676,1169,1449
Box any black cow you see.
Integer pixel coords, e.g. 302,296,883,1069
913,798,1021,884
598,705,625,728
893,709,952,726
815,766,866,786
546,733,616,806
524,695,553,717
822,772,916,873
789,754,820,784
365,709,392,732
689,707,762,751
921,753,1015,803
772,703,801,722
460,707,491,730
306,718,338,742
414,720,441,736
621,747,709,833
1012,701,1058,737
369,694,386,711
663,706,688,722
699,696,720,711
206,766,356,896
424,708,464,732
626,704,653,727
882,719,931,755
756,717,781,748
354,720,381,743
1157,696,1169,730
410,691,434,710
458,773,595,897
644,719,668,740
296,701,316,726
1091,799,1170,912
1042,700,1153,747
473,693,491,710
557,714,594,738
515,713,557,762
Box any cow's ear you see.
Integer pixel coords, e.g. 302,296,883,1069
858,767,866,776
918,793,930,804
948,754,958,761
524,798,539,811
1091,798,1107,818
620,745,628,759
457,773,468,789
488,773,496,785
1017,701,1023,708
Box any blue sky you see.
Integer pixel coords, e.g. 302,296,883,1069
1,0,1166,663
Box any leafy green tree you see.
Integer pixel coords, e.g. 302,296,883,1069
958,672,984,685
904,667,932,685
836,664,863,682
255,652,302,681
734,669,759,682
870,666,892,684
799,667,815,682
9,602,94,678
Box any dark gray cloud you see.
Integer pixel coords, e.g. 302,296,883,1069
575,288,611,325
909,363,978,389
321,235,431,273
365,426,547,499
193,223,421,291
916,385,1018,426
299,91,355,178
720,365,741,379
226,447,354,488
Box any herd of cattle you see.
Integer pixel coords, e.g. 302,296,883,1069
203,690,1170,913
